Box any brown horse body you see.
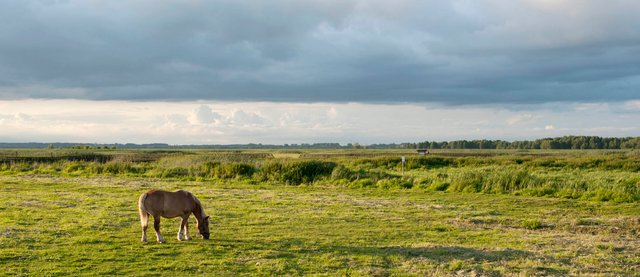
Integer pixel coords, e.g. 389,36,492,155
138,189,210,243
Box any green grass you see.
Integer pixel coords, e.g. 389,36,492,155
1,149,638,274
2,149,639,202
1,175,638,276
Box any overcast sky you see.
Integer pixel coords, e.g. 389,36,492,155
1,0,639,144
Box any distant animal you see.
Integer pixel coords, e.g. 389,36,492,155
138,189,210,243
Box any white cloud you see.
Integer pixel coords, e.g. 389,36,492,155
14,113,32,121
0,100,638,144
189,105,220,124
574,103,609,112
227,109,267,126
164,114,189,125
623,100,640,111
507,114,537,125
327,106,338,119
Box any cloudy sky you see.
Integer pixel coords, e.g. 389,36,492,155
1,0,639,144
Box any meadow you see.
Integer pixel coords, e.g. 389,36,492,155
0,149,638,275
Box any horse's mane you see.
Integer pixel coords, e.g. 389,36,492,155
191,193,207,219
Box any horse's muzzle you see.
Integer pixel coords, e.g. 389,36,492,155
203,233,210,240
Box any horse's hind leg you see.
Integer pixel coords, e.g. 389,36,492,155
153,216,165,243
139,211,149,243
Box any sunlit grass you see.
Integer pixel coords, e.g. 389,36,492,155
1,175,638,275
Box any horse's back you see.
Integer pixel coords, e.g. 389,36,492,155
140,189,195,218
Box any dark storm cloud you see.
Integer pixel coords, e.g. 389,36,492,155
1,0,639,104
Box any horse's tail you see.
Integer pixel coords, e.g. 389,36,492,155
138,193,149,220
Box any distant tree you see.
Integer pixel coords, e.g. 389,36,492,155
622,137,640,149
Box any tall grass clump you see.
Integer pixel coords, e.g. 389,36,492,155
152,161,256,180
483,169,542,194
159,167,190,178
375,178,414,189
103,161,149,176
521,219,544,230
351,157,401,170
331,165,356,181
445,167,553,196
405,156,453,169
278,160,336,185
213,163,256,179
9,162,34,173
448,171,484,193
257,160,336,185
576,176,640,203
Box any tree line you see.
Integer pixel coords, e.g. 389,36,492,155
400,136,640,150
1,136,639,149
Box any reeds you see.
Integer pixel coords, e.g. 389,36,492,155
1,150,638,202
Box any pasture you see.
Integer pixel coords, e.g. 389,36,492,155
0,149,639,275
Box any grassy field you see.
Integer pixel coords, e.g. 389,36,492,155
2,148,639,202
1,149,639,275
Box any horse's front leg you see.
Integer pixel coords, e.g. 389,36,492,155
184,217,192,240
177,216,187,241
153,216,165,243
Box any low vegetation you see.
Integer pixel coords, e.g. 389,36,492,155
1,149,638,203
0,175,638,275
1,149,639,275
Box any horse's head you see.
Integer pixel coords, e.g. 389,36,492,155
198,215,210,239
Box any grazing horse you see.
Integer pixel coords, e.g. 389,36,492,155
138,189,210,243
